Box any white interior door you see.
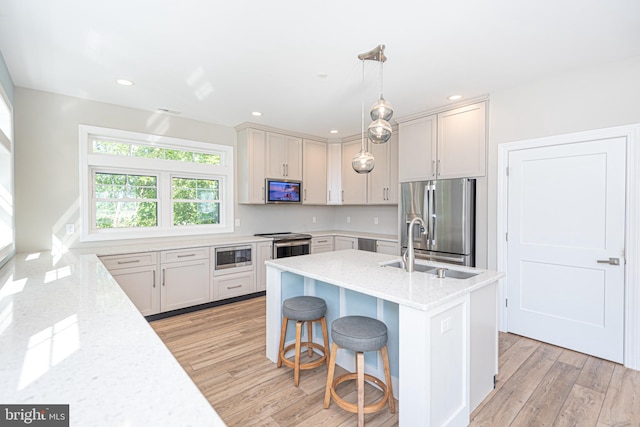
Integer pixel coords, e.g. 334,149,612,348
507,137,626,363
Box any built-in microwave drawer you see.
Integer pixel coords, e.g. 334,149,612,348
100,252,157,270
212,271,255,300
213,245,253,271
161,247,209,263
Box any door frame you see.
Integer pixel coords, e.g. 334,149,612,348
497,124,640,370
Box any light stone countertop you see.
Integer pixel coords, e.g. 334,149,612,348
308,230,398,242
0,251,225,426
266,249,504,311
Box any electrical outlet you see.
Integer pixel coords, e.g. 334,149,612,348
312,216,316,223
347,216,351,223
441,317,452,333
374,217,379,225
65,224,74,235
235,218,240,227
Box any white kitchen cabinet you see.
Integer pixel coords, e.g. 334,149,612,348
100,252,160,316
256,240,272,292
341,139,367,204
311,236,334,254
335,236,357,251
237,127,266,204
376,240,399,256
302,139,327,204
213,271,256,300
266,132,302,180
437,102,486,179
367,133,398,204
398,114,437,182
326,142,342,205
160,248,210,312
398,101,487,182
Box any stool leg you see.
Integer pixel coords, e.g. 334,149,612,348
323,342,339,409
307,320,314,357
321,317,330,367
381,345,396,413
294,321,303,387
356,351,365,427
277,316,288,368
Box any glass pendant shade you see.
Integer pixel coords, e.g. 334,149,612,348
367,119,392,144
352,149,375,174
370,97,394,122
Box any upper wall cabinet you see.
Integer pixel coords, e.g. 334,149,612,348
367,133,398,205
266,132,302,180
341,139,367,204
237,127,266,204
302,139,327,204
398,101,487,182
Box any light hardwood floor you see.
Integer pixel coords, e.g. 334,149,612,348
151,296,640,426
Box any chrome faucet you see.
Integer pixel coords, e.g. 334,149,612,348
403,217,426,272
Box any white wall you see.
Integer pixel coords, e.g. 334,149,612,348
14,88,398,253
486,55,640,269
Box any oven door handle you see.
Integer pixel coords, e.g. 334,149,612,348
273,240,311,248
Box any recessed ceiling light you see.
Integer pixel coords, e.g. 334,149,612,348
448,94,462,101
116,78,135,86
251,111,262,117
317,73,328,79
330,129,339,134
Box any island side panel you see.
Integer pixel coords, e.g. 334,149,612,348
266,265,283,362
470,281,498,410
399,295,470,427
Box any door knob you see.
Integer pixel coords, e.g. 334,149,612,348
597,257,620,265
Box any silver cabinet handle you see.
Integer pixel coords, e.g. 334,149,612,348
328,190,331,201
117,259,140,264
262,186,265,200
162,269,165,286
177,253,196,258
432,160,436,177
227,285,242,290
437,159,441,176
152,270,156,288
286,164,289,176
304,189,307,201
597,257,620,265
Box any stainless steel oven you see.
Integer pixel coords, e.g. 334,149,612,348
255,232,312,259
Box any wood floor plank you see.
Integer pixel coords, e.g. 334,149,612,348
553,383,605,427
150,296,635,427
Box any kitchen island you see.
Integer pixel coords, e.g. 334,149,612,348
265,249,504,427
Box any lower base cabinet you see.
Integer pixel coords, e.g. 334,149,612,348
161,257,211,312
311,236,334,254
213,271,256,300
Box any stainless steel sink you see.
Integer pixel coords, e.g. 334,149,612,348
381,261,478,279
381,261,436,273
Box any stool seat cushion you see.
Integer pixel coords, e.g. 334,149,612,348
282,296,327,321
331,316,388,352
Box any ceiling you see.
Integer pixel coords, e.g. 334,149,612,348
1,0,639,139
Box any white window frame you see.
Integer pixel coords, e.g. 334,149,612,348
79,125,234,242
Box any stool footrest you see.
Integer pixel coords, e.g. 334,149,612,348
330,373,391,415
280,342,328,370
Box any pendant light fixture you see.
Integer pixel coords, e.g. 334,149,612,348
352,57,375,174
366,45,393,144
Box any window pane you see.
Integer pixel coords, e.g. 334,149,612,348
173,202,219,226
91,138,222,165
172,177,219,201
93,139,130,155
96,201,157,228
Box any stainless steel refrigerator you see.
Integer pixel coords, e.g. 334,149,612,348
400,178,475,266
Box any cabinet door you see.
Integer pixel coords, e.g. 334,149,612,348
161,258,210,312
437,102,486,179
335,236,357,251
367,133,398,205
341,140,367,204
266,132,288,178
326,143,342,205
285,136,303,180
237,128,266,204
256,241,272,292
376,240,399,255
110,266,159,316
213,271,256,300
398,115,437,182
311,236,334,254
302,139,327,204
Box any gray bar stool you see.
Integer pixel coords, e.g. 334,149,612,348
323,315,395,427
277,296,330,386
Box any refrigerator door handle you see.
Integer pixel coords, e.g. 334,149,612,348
425,183,432,249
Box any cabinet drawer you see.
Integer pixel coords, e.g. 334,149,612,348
100,252,157,270
213,271,256,301
161,247,209,263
